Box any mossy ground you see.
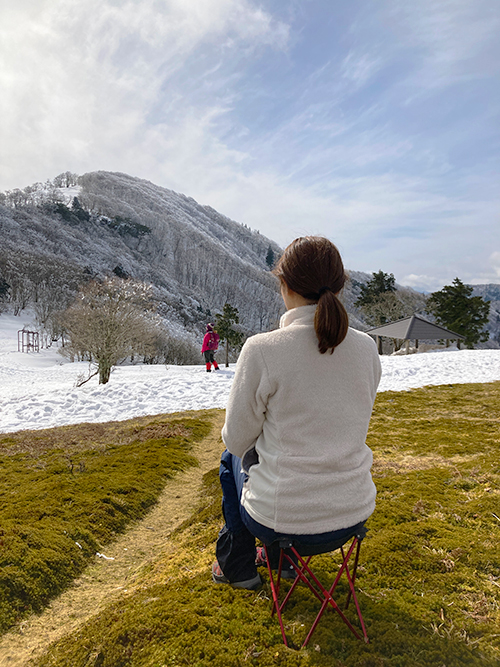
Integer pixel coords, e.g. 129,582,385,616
0,413,212,635
5,383,500,666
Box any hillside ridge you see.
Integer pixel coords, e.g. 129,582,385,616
1,171,497,346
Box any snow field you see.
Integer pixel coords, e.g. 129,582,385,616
0,314,499,433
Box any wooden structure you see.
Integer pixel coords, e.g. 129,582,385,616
366,314,465,354
17,329,40,353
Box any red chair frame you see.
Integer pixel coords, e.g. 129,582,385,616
263,526,369,649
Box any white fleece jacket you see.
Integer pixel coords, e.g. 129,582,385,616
221,304,382,535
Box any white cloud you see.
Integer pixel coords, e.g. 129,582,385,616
400,274,438,292
341,50,383,88
0,0,289,189
489,252,500,279
391,0,500,92
0,0,498,291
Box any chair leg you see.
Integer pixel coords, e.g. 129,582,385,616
264,545,289,647
266,537,369,649
299,540,364,647
341,540,368,642
344,539,360,609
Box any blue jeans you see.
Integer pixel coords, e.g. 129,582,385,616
216,449,366,583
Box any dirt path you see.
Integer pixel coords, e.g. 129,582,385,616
0,410,225,667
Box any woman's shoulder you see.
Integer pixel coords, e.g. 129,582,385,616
346,326,376,342
246,324,297,345
239,328,291,359
345,327,378,350
242,325,378,359
243,328,280,349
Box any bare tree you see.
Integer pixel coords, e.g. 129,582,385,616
53,172,79,188
61,277,158,384
359,286,427,327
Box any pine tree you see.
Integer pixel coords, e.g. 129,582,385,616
215,303,243,367
0,279,9,299
427,278,490,348
355,271,397,324
355,271,396,307
71,197,90,221
266,246,275,269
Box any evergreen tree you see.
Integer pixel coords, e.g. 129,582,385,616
215,303,243,367
266,246,275,269
0,279,9,300
427,278,490,348
113,265,130,279
355,271,398,324
355,271,396,308
71,197,90,221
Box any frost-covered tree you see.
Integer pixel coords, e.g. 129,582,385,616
0,247,87,322
53,172,79,188
427,278,490,348
61,277,158,384
359,288,427,327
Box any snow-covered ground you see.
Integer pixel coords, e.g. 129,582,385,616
1,313,499,434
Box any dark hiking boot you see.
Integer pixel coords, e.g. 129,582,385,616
211,561,262,590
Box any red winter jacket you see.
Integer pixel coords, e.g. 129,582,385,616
201,331,219,353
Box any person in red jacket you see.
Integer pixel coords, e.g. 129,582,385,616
201,323,220,372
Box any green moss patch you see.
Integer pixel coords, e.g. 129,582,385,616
0,413,212,634
34,382,500,667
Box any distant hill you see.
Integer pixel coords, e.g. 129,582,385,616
4,171,494,351
470,284,500,347
0,171,285,339
0,171,383,337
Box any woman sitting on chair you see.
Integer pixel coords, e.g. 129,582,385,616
212,236,381,589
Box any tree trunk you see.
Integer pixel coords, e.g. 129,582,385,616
225,342,229,367
99,361,112,384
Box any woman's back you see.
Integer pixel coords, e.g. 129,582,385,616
222,304,381,534
213,236,382,590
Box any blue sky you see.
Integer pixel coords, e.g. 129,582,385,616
1,0,499,290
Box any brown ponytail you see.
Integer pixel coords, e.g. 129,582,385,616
274,237,349,354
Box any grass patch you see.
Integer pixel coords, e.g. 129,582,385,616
18,383,500,665
0,412,212,634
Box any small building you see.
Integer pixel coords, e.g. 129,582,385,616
366,314,465,354
17,329,40,353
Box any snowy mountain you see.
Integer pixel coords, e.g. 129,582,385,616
0,171,385,339
0,171,285,338
3,170,495,350
471,284,500,346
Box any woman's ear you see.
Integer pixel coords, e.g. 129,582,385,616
281,282,313,310
280,281,292,310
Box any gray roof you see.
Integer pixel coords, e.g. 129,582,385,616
366,314,465,340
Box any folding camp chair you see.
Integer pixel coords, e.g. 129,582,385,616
263,524,368,649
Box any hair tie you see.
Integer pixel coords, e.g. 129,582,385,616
317,286,331,297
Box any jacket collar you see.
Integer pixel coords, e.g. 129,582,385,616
279,304,317,329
